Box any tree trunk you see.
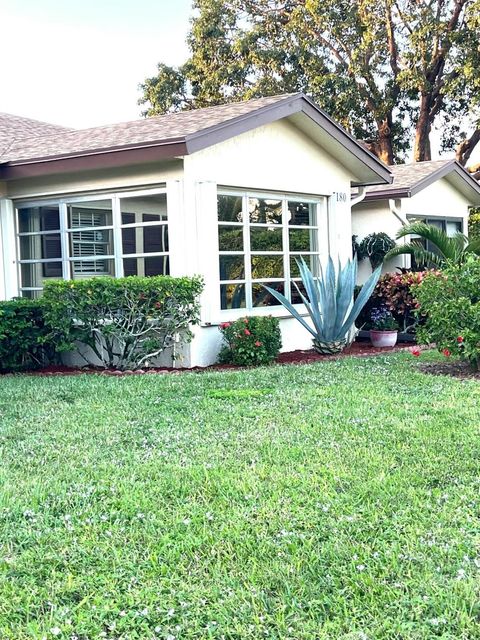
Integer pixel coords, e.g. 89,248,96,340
414,94,432,162
456,129,480,166
364,117,395,165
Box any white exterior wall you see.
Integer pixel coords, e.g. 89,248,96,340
182,119,356,366
352,176,471,284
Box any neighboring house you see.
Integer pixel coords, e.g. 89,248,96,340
353,160,480,283
0,93,392,366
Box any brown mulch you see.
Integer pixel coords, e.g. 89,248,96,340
417,360,480,381
2,340,417,377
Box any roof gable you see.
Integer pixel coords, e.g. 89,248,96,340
0,112,72,155
0,94,392,187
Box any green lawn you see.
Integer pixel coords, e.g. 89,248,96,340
1,352,480,639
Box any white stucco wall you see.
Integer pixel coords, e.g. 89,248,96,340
352,175,472,284
181,119,357,366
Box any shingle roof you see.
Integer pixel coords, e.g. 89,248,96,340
360,158,480,205
0,95,296,164
365,160,451,196
0,112,72,156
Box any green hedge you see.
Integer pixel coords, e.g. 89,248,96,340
42,276,204,370
0,299,55,372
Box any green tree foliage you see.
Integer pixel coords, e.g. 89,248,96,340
139,0,480,165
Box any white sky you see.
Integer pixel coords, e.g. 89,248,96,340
0,0,191,128
0,0,477,164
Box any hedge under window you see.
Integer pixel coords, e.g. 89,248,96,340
218,191,324,310
16,189,168,297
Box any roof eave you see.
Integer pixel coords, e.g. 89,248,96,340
0,140,188,180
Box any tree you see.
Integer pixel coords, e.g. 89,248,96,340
139,0,480,165
385,222,480,267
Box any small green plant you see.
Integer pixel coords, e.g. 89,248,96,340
0,299,56,372
358,232,396,269
218,316,281,366
43,276,203,370
370,306,398,331
413,256,480,369
264,257,381,354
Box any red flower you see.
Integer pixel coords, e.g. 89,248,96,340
220,322,231,329
243,318,249,323
155,301,161,309
410,346,421,357
244,329,251,336
255,340,262,347
457,336,464,343
442,348,451,357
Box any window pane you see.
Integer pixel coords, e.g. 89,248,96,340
18,205,60,233
290,255,319,278
69,228,113,257
250,227,283,252
249,198,282,224
123,256,169,277
68,201,113,228
20,234,62,261
251,255,284,279
71,259,114,278
288,201,317,226
120,194,168,225
289,228,318,252
218,225,243,251
218,194,243,222
21,262,62,287
220,283,246,310
446,220,462,237
220,255,245,280
252,281,284,307
20,289,42,299
122,225,168,254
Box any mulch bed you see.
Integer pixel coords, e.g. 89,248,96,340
3,340,416,377
417,360,480,381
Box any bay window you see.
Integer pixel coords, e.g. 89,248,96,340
218,191,325,311
16,188,168,297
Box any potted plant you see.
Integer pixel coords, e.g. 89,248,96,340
369,306,399,347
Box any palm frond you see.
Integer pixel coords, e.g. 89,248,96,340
395,222,463,262
385,243,442,267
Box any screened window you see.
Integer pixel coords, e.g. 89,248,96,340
16,189,168,297
218,191,324,310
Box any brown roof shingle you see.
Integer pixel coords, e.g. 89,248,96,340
365,160,452,196
0,95,296,164
0,112,72,156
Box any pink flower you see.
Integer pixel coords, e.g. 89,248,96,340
254,340,262,347
220,322,231,329
442,348,451,357
243,317,249,323
244,329,251,336
457,336,464,344
410,346,421,357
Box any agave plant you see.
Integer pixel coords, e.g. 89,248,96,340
385,222,480,268
264,257,381,354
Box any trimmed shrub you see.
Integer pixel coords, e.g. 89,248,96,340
413,256,480,369
42,276,203,370
0,299,56,372
218,316,282,366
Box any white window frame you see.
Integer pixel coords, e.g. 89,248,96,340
15,186,168,296
217,189,328,315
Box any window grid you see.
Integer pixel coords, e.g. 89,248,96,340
218,191,322,311
16,188,168,295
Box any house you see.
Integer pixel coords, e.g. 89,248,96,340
352,160,480,283
0,93,392,366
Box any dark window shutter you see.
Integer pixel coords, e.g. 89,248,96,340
41,207,62,277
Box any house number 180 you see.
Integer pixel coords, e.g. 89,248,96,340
336,192,347,202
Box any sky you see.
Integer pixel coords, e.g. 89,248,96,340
0,0,192,127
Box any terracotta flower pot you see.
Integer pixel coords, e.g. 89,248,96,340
369,329,398,348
